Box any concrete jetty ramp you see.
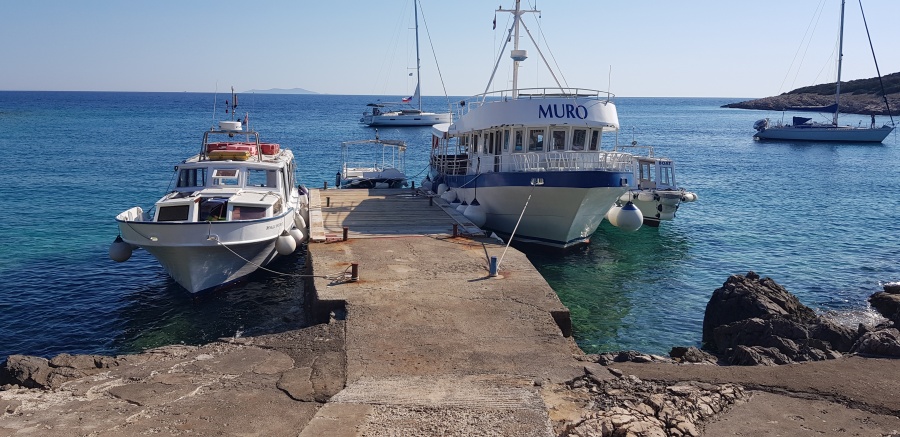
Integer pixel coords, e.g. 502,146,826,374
303,189,585,435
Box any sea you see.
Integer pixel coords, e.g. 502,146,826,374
1,91,898,359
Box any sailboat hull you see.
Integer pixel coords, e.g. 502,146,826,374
362,111,452,127
754,125,893,142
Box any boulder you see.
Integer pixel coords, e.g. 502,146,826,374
669,346,718,364
852,327,900,357
869,291,900,325
2,355,51,389
703,272,857,365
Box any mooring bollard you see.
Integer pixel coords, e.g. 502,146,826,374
411,181,416,190
342,226,349,241
452,223,458,237
350,262,359,282
429,196,433,206
489,256,498,277
323,181,328,190
326,197,331,207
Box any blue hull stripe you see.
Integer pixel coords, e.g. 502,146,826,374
434,170,631,189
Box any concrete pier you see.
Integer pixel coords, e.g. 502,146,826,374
302,188,586,435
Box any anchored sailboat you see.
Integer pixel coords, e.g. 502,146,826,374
753,0,894,143
360,0,451,127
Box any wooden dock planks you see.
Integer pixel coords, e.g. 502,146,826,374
308,188,482,241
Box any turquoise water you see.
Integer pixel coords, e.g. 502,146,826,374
1,91,898,358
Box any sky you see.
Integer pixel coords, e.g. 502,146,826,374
3,0,899,98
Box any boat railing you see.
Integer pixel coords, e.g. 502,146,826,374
455,87,614,117
500,151,633,173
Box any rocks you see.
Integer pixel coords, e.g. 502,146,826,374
869,283,900,325
1,353,122,389
669,347,718,364
702,272,857,365
596,351,671,366
560,368,747,437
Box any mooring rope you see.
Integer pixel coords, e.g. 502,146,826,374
208,236,348,281
496,181,537,271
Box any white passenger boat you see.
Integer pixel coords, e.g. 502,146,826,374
111,96,308,294
612,142,697,227
338,135,408,189
427,1,642,248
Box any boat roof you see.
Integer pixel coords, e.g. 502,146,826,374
340,138,407,149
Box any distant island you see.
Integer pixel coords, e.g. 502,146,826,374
243,88,318,95
723,72,900,116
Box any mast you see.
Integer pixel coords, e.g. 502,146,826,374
414,0,422,111
511,0,522,98
834,0,846,126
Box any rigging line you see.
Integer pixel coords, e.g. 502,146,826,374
527,0,568,89
782,0,828,93
496,181,537,272
518,19,564,91
484,22,515,96
212,238,343,280
858,0,894,126
416,0,451,110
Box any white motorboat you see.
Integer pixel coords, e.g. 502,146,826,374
111,94,308,294
360,0,451,127
753,0,894,143
337,134,408,189
611,142,697,227
426,1,643,248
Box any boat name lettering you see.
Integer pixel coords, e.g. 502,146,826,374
266,223,283,230
538,104,588,120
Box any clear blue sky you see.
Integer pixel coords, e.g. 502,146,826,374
3,0,899,98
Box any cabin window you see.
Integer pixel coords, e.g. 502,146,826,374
660,165,674,186
502,130,510,152
248,169,278,188
572,129,586,151
487,132,495,155
639,163,653,181
514,130,524,152
212,168,240,186
473,134,480,154
528,129,544,152
589,131,600,151
157,205,190,222
551,129,566,151
198,198,228,221
231,206,267,220
177,167,207,188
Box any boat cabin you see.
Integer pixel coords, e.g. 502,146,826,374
430,122,630,176
152,123,297,223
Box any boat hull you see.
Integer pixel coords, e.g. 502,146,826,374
363,112,452,127
754,125,893,142
115,211,297,293
619,190,685,226
438,171,630,248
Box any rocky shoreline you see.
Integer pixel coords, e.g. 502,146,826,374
4,273,900,436
722,92,900,116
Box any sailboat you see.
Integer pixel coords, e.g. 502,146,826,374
360,0,452,127
753,0,894,143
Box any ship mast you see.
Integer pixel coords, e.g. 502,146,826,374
413,0,422,111
833,0,846,126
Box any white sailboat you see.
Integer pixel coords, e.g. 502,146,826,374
360,0,451,127
753,0,894,143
